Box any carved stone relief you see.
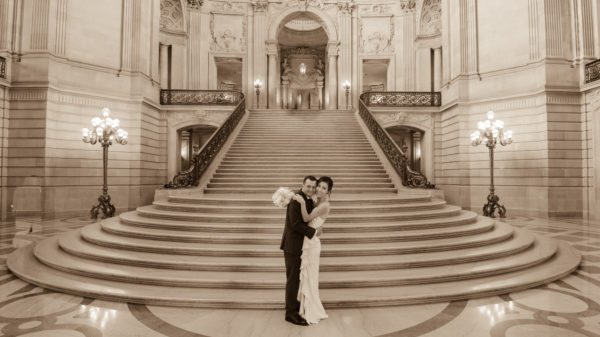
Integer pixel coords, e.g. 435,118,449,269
211,0,246,13
359,17,394,54
359,4,391,15
285,0,328,10
374,111,432,130
210,13,247,52
337,1,355,14
160,0,184,31
420,0,441,36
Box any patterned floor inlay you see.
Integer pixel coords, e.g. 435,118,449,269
0,216,598,336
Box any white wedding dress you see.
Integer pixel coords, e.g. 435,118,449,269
298,215,328,324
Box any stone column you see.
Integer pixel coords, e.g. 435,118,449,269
433,47,442,91
253,1,268,108
337,2,354,110
266,41,279,109
159,43,170,89
281,77,289,109
327,41,339,110
317,77,324,109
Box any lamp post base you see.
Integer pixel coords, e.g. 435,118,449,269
91,193,116,219
482,191,506,218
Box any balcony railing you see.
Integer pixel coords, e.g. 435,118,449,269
585,59,600,84
160,89,244,105
361,91,441,107
164,93,246,188
0,56,5,79
358,93,436,189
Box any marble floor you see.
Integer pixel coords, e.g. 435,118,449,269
0,215,599,337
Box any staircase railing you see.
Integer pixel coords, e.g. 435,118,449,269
361,91,441,107
164,92,246,189
0,56,6,79
160,89,243,105
585,59,600,83
359,92,436,189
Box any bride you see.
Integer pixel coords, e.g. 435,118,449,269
292,176,333,325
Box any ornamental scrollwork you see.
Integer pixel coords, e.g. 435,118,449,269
585,59,600,83
400,0,416,12
362,91,441,107
165,97,246,188
0,56,5,79
160,90,243,105
420,0,441,36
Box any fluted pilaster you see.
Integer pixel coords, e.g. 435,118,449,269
528,0,541,60
30,0,50,50
401,13,416,90
459,0,477,74
433,47,442,91
121,0,142,72
580,0,595,58
544,0,563,57
187,9,203,89
266,41,278,109
0,0,14,50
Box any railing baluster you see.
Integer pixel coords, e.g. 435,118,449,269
0,56,6,79
160,89,243,105
585,59,600,84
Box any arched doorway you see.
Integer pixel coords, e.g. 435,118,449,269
386,126,424,172
266,8,339,110
177,125,217,172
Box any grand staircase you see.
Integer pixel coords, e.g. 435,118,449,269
7,110,581,308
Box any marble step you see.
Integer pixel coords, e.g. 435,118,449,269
208,177,392,183
214,168,388,174
211,172,391,179
204,187,398,194
58,228,535,272
206,182,395,190
79,221,514,257
166,194,432,206
100,217,493,244
6,239,581,308
32,233,556,289
219,159,383,164
152,199,445,214
135,205,461,223
215,163,385,169
119,210,476,233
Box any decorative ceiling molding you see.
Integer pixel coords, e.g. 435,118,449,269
160,0,184,31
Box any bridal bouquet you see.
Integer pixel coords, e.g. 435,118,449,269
272,187,295,208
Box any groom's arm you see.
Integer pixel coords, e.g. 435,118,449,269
287,200,316,239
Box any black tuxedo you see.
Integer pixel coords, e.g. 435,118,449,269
280,190,316,316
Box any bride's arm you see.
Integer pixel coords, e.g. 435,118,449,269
292,195,329,222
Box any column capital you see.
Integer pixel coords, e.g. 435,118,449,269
266,40,278,55
251,0,269,13
337,1,355,14
400,0,416,13
186,0,203,10
327,41,340,56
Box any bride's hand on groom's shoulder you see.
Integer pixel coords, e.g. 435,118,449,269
292,194,305,203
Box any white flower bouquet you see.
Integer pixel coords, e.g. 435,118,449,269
272,187,295,208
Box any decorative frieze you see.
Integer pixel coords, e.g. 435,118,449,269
286,0,326,10
359,4,392,15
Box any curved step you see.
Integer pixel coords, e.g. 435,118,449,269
58,228,535,272
119,210,478,233
79,221,514,257
152,199,446,214
135,204,462,223
167,194,432,205
100,216,493,244
32,233,557,289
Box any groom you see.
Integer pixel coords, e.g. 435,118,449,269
280,175,322,326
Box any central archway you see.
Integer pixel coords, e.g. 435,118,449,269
266,8,340,110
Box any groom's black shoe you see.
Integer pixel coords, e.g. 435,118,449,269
285,314,309,326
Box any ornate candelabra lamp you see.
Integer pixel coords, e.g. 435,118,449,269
254,79,262,109
470,110,513,218
82,108,128,219
343,80,351,110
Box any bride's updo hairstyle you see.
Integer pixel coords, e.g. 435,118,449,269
317,176,334,194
